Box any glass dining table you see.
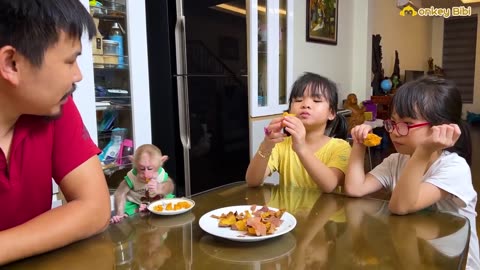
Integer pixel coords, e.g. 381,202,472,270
3,182,470,269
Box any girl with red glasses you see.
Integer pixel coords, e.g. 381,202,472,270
345,76,478,269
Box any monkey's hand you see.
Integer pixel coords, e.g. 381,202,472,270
110,214,128,224
147,180,158,196
138,203,148,212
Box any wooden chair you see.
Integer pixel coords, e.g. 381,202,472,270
325,109,350,139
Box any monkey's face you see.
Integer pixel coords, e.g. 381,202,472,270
136,153,162,182
137,167,159,182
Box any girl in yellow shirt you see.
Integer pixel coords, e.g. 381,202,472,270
246,72,351,191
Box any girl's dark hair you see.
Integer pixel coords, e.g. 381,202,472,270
288,72,339,113
0,0,96,67
288,72,345,137
391,76,472,164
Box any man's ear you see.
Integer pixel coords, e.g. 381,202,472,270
0,46,20,86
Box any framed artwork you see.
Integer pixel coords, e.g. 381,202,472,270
306,0,339,45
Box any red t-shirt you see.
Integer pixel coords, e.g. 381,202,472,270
0,97,100,230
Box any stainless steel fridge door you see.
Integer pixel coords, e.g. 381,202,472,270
175,0,192,196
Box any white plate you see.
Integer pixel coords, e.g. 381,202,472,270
199,205,297,242
147,198,195,216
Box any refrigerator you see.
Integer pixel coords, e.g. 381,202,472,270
145,0,250,196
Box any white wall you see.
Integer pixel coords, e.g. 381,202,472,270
250,118,279,184
351,0,373,102
371,0,433,79
249,0,370,162
76,0,98,144
290,0,432,103
292,0,355,102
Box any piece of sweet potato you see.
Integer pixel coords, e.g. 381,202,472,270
218,212,237,227
363,133,382,147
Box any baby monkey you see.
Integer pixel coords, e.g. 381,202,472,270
111,144,175,223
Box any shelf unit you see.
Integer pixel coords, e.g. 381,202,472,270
75,0,151,176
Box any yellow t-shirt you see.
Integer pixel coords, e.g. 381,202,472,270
267,185,322,214
267,137,351,189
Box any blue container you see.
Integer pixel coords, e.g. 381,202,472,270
109,22,124,68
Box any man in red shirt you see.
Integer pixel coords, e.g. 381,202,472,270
0,0,111,264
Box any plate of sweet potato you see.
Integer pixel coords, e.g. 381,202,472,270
199,205,297,242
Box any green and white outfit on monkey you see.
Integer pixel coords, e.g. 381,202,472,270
123,167,175,215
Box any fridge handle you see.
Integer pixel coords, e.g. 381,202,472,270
175,14,192,196
175,16,191,150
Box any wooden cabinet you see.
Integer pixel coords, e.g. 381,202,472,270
371,95,393,120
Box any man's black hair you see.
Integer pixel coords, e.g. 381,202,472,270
0,0,96,66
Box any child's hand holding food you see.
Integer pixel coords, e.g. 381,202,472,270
282,112,296,136
350,124,374,145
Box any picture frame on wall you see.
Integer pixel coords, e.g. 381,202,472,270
306,0,339,45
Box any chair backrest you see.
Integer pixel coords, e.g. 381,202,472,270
325,111,349,139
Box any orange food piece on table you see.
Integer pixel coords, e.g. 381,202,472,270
213,206,285,236
174,201,191,210
234,219,247,231
247,226,257,235
219,212,237,227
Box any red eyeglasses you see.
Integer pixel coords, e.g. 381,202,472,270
383,120,430,136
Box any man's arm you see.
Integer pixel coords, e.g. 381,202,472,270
0,156,111,265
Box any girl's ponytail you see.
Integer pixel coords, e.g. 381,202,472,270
448,120,472,165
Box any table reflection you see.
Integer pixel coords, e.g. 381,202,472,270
199,233,295,266
248,185,469,269
2,182,469,270
343,197,469,269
